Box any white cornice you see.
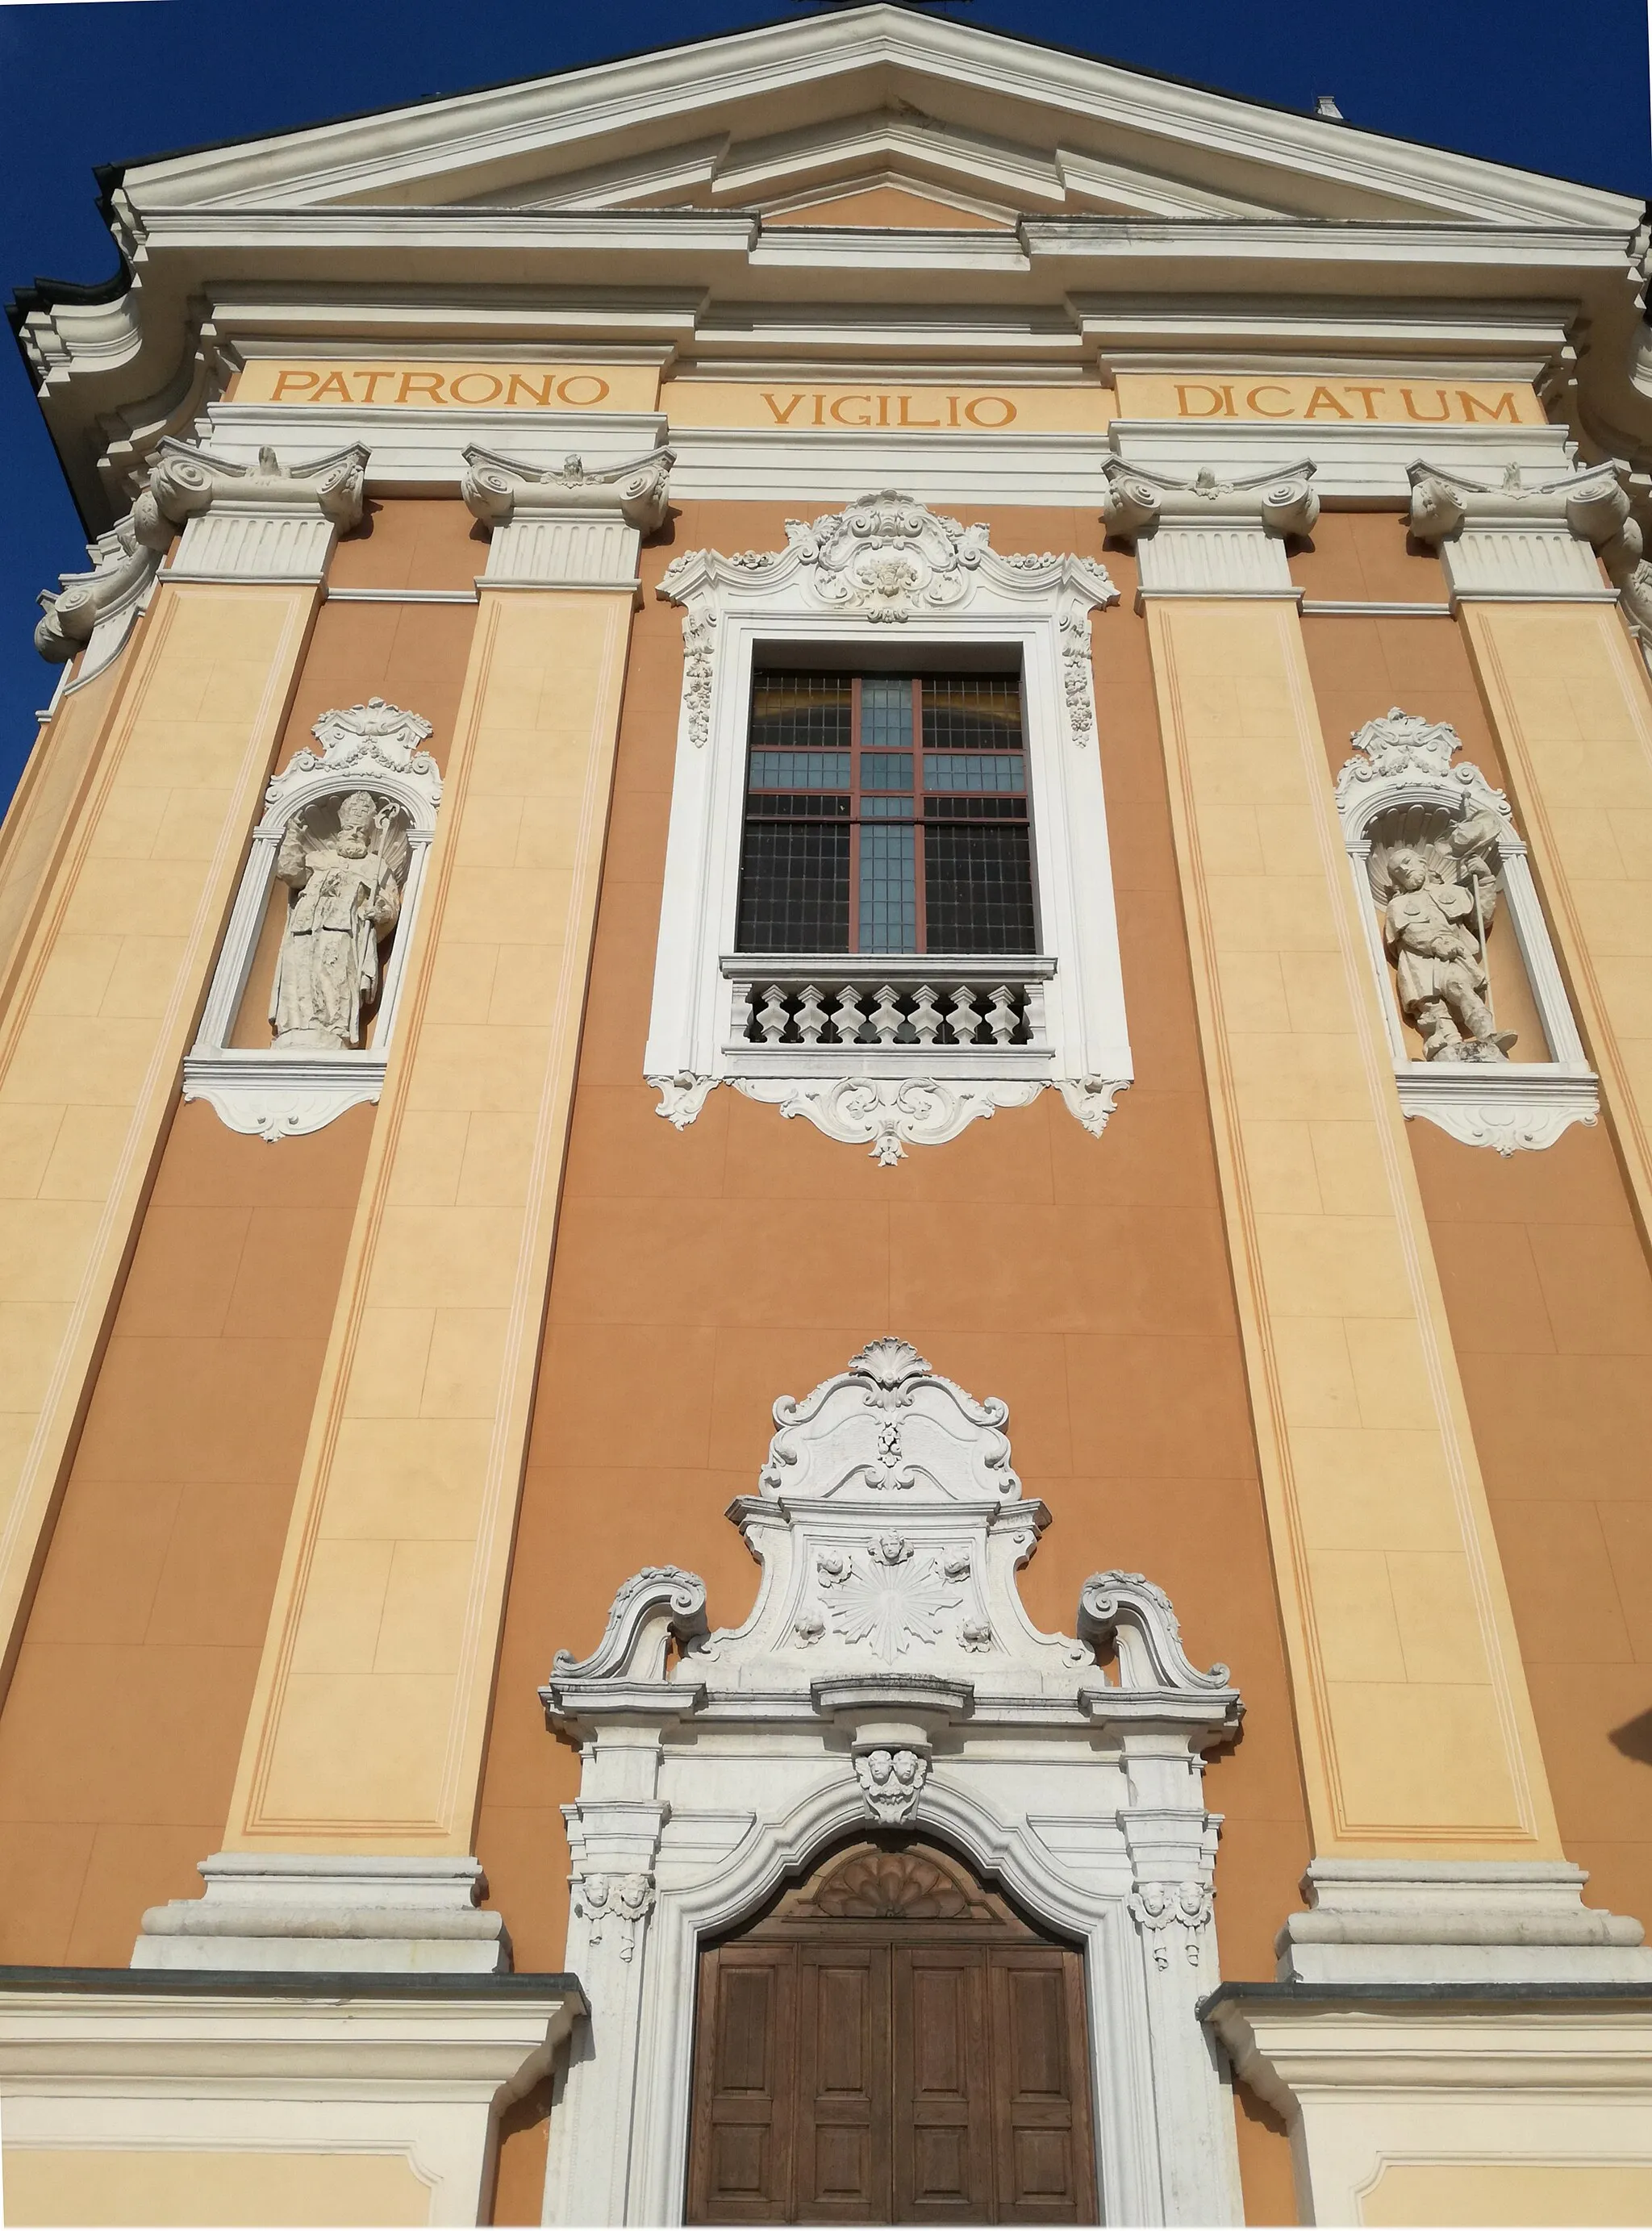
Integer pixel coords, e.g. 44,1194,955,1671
118,6,1640,231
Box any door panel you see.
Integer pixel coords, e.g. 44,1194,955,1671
798,1946,890,2222
689,1945,797,2224
894,1949,991,2221
988,1950,1095,2223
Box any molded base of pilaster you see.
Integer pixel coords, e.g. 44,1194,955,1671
131,1854,511,1974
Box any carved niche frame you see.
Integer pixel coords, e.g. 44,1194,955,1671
642,492,1136,1163
539,1340,1245,2227
184,697,442,1141
1336,707,1598,1155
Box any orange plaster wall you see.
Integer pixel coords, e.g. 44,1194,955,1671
474,502,1312,2214
0,1100,372,1965
0,517,481,1964
1300,511,1652,1936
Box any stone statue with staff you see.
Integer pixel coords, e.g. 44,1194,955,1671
269,790,408,1050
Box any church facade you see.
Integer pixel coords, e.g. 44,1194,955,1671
2,9,1652,2222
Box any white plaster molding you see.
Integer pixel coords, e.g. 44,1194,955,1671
34,515,161,683
1274,1860,1652,1986
540,1339,1242,2227
1208,1993,1652,2231
137,436,367,583
0,1979,582,2230
197,401,670,493
1335,706,1598,1149
461,440,672,588
1406,455,1625,603
646,494,1132,1161
1108,416,1581,505
732,1072,1049,1166
133,1856,511,1975
186,697,440,1140
1100,454,1316,597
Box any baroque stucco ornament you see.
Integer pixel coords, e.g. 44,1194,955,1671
1335,707,1597,1152
540,1341,1240,2224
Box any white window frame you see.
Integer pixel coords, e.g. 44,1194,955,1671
1335,708,1598,1155
645,494,1133,1163
183,698,442,1141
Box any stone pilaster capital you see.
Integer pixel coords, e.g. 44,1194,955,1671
1408,455,1638,608
462,442,674,590
1101,456,1316,598
35,514,159,669
1100,455,1320,544
134,437,369,548
461,442,674,536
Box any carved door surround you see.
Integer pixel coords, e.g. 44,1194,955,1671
540,1340,1243,2226
688,1836,1097,2225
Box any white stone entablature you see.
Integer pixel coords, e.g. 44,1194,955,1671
540,1339,1243,2226
644,491,1133,1162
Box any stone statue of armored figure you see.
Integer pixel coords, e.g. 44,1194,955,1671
1370,807,1516,1061
270,790,409,1050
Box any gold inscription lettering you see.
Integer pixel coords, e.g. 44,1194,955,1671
309,372,353,402
271,369,319,401
962,395,1016,427
1344,384,1387,419
557,373,610,406
397,371,448,404
449,371,504,404
897,395,941,427
1401,386,1452,423
504,372,554,407
1460,390,1519,423
359,369,398,402
1304,384,1352,419
1175,382,1233,419
947,394,961,427
761,392,807,425
831,395,874,426
1245,384,1295,418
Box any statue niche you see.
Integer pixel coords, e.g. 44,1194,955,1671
269,788,409,1051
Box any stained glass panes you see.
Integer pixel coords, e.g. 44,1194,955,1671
736,670,1034,955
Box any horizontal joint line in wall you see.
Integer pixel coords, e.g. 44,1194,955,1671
325,587,479,605
1300,600,1453,616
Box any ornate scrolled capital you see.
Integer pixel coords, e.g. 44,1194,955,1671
461,443,674,536
132,438,369,548
1408,455,1641,609
1099,455,1319,544
35,515,158,667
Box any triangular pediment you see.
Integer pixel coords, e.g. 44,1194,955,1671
115,6,1633,231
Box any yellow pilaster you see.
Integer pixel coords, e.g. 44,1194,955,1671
1144,592,1561,1856
1460,601,1652,1251
222,575,632,1853
0,578,316,1695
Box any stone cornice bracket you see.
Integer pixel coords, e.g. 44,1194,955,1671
1100,456,1317,599
462,442,674,590
132,437,368,584
1076,1570,1238,1713
1406,455,1631,607
34,515,160,679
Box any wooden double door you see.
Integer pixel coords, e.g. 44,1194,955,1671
687,1840,1097,2225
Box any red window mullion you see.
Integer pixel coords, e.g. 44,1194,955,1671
847,673,862,956
912,675,927,957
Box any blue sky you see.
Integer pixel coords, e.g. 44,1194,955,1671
2,0,1649,809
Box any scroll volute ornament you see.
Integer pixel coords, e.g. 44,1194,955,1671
131,437,368,548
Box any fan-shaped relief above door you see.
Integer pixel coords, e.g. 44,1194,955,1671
183,697,442,1140
1336,708,1599,1153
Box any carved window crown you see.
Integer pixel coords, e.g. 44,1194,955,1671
643,492,1133,1163
184,696,442,1141
1336,706,1596,1155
